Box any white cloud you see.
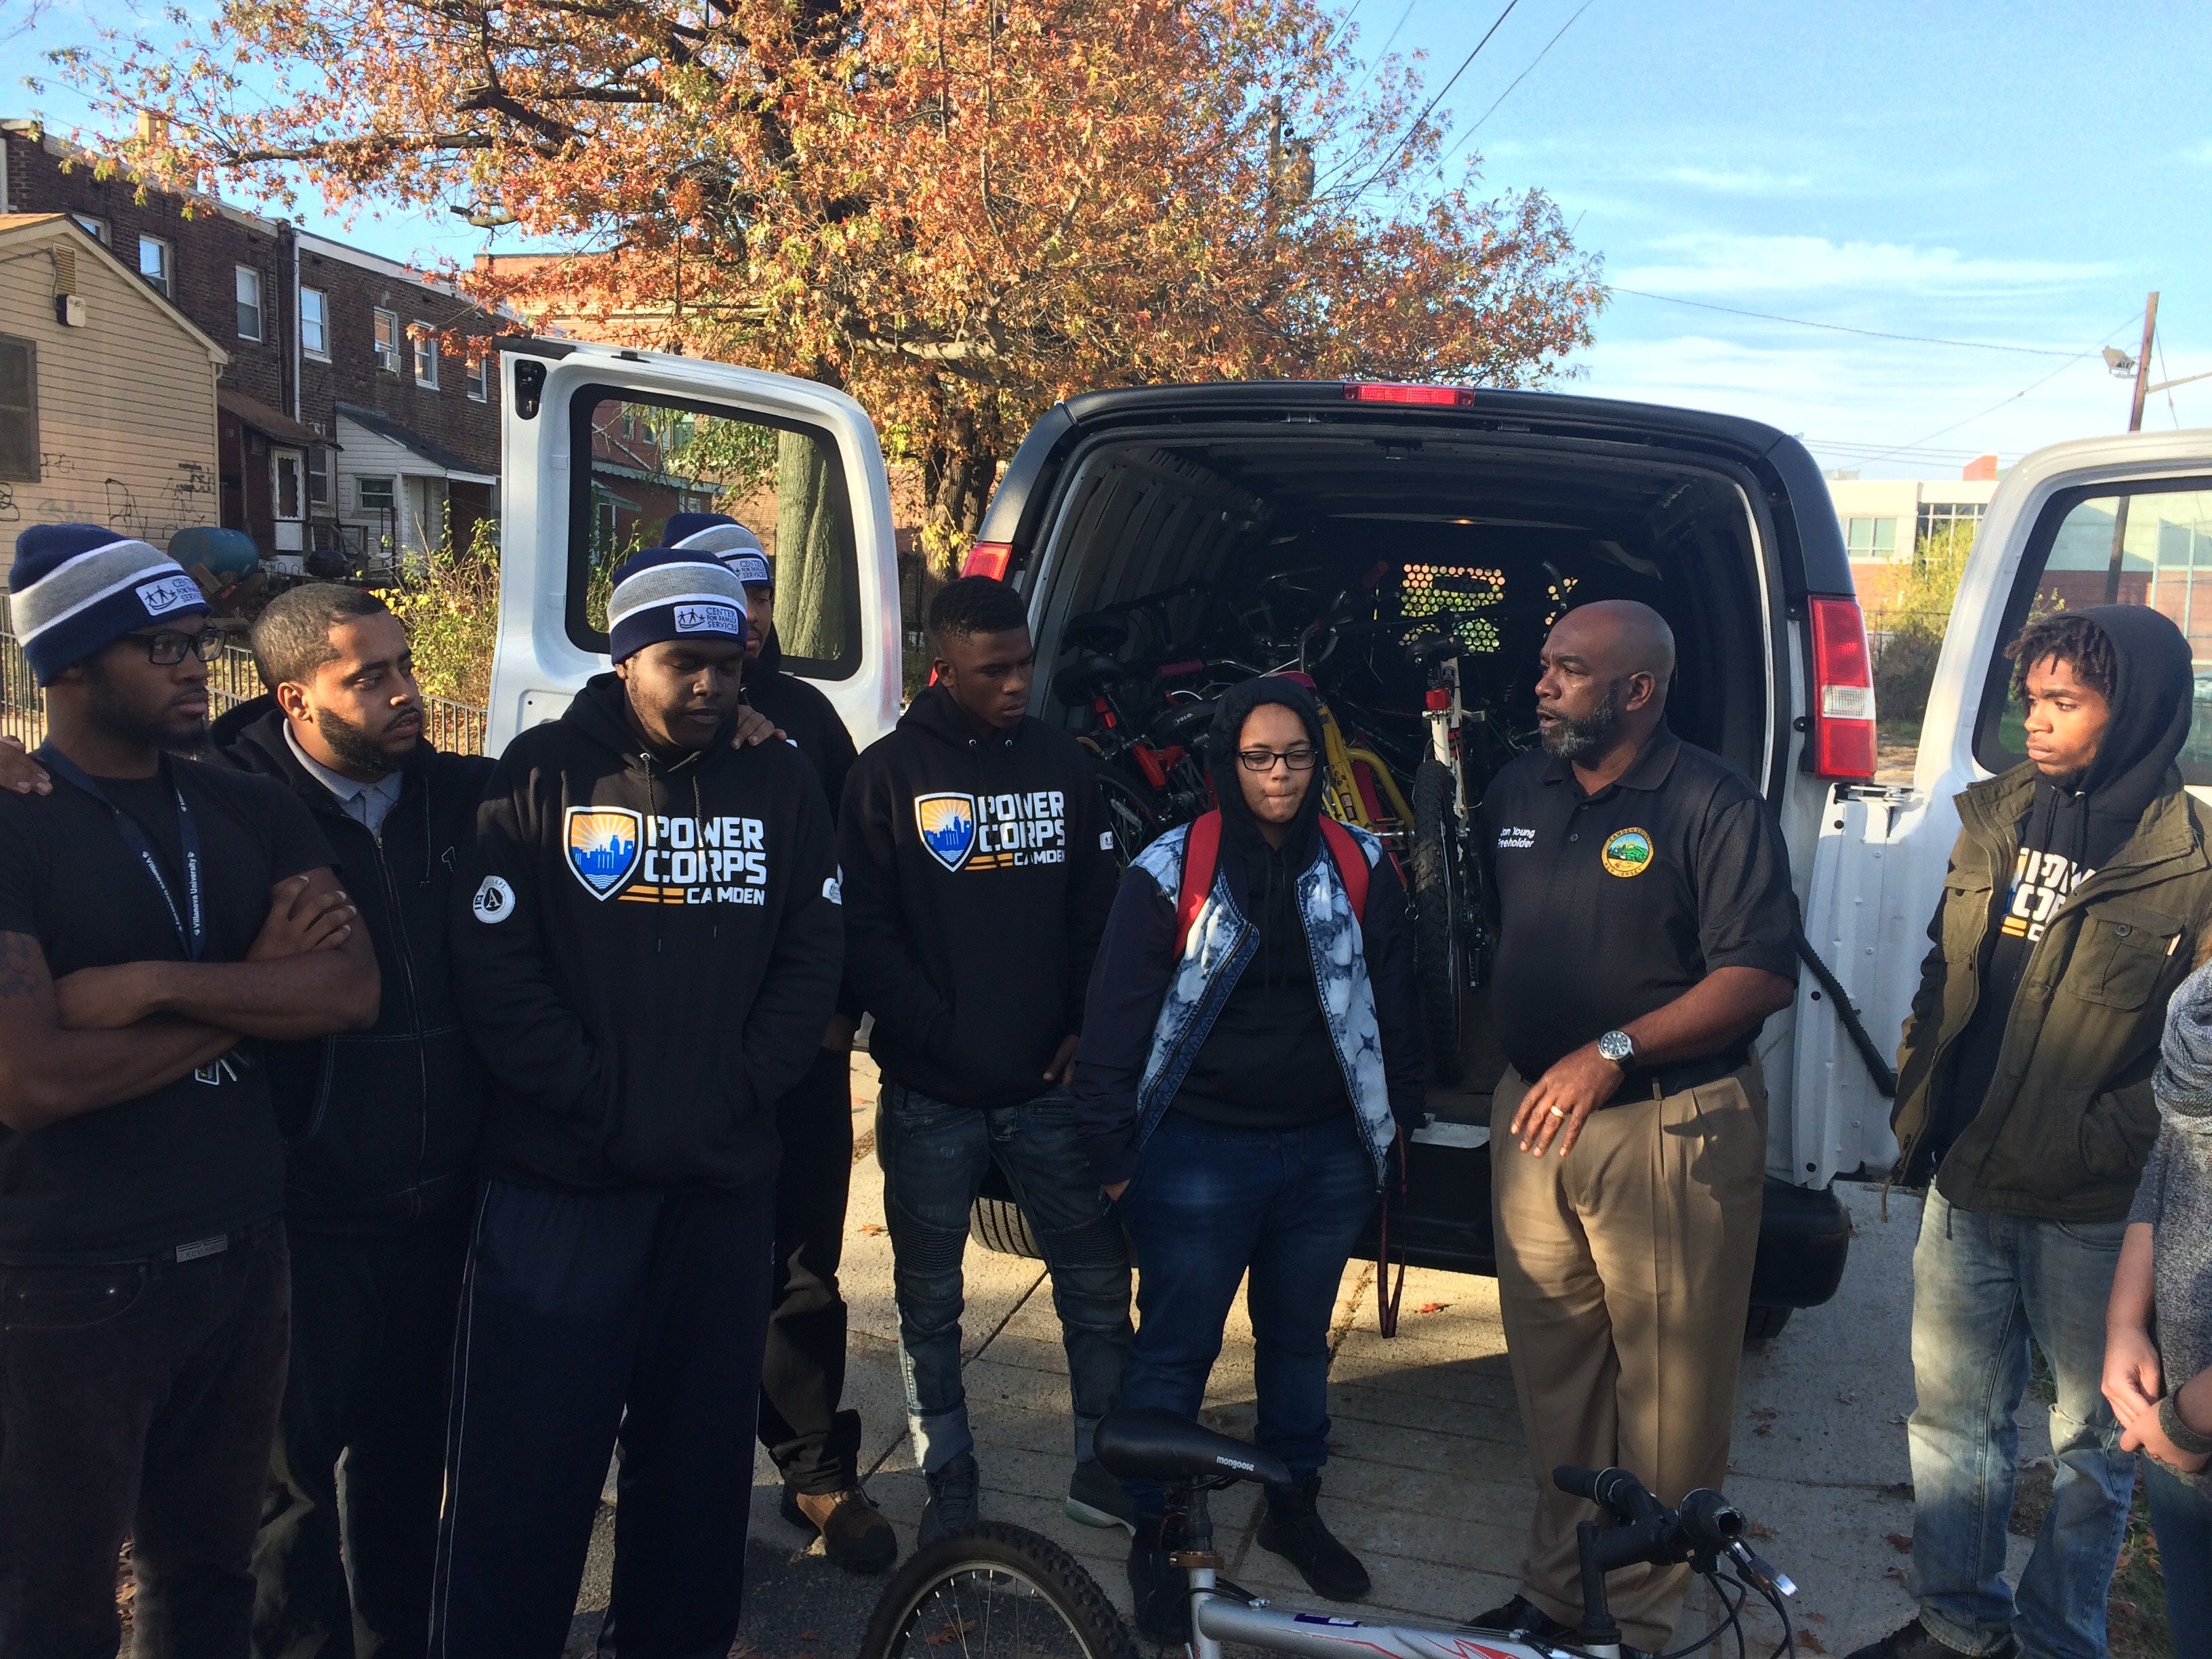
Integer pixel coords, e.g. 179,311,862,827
1656,165,1818,196
1614,232,2117,298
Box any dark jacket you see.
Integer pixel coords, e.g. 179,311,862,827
745,632,859,819
454,673,844,1192
1893,607,2212,1221
207,695,491,1231
838,685,1120,1109
1073,678,1426,1187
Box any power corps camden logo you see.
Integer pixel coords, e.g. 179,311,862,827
914,790,1069,874
565,806,771,906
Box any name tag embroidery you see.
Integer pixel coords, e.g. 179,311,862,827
1496,825,1536,850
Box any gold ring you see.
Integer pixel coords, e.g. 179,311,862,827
1548,1105,1567,1119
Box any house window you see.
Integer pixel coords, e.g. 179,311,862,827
467,354,489,402
0,334,37,483
1917,500,1986,543
70,213,108,245
138,235,173,297
235,266,264,341
357,475,396,513
306,447,331,507
1843,516,1898,558
300,287,329,359
413,326,438,389
373,309,400,372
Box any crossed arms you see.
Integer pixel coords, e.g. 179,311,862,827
0,869,380,1132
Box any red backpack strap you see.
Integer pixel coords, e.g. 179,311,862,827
1317,817,1371,922
1172,811,1223,958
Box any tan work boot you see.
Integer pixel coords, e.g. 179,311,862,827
781,1484,899,1574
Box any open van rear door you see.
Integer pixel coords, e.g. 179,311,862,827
1790,428,2212,1184
487,340,903,755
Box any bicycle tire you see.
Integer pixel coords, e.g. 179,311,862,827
856,1519,1139,1659
1411,759,1469,1086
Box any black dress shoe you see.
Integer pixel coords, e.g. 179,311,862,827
1467,1594,1576,1642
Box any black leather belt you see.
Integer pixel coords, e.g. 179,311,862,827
1618,1045,1753,1103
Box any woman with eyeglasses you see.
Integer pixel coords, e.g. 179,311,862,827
1072,675,1425,1639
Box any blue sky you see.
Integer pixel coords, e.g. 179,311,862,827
15,0,2209,477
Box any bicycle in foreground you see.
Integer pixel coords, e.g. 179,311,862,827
858,1409,1799,1659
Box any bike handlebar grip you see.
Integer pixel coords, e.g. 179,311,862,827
1552,1465,1603,1501
1677,1489,1746,1549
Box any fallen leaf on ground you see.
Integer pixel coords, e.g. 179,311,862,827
1885,1532,1913,1554
1747,1521,1775,1540
1800,1633,1828,1654
1416,1302,1450,1314
859,1223,886,1235
800,1635,820,1643
926,1620,979,1646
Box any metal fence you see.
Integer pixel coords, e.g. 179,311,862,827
0,598,488,757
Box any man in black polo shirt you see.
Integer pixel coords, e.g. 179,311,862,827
1471,599,1798,1654
0,524,379,1656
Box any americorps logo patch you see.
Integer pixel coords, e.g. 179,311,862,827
471,875,516,923
673,602,742,634
566,806,643,897
136,574,203,615
1601,827,1654,878
914,792,977,873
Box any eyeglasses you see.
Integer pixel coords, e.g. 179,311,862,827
125,629,223,666
1237,745,1318,773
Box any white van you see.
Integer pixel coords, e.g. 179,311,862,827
489,339,2212,1335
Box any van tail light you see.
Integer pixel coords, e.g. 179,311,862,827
1343,382,1477,408
1807,594,1877,780
963,541,1015,580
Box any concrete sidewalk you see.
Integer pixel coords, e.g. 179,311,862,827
570,1058,2013,1658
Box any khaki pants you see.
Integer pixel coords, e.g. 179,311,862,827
1490,1061,1767,1650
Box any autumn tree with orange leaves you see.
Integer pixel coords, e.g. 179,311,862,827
60,0,1605,565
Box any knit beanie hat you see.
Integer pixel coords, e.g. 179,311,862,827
668,512,773,588
606,548,748,664
9,523,210,684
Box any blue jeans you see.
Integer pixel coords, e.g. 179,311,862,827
1115,1110,1378,1500
876,1083,1132,1474
1906,1188,2134,1659
2144,1458,2212,1659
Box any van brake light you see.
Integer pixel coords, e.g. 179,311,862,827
1342,382,1477,408
1807,594,1877,780
963,541,1015,580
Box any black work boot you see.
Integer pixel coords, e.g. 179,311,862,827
1844,1622,2018,1659
917,1451,983,1547
1126,1508,1192,1645
1256,1472,1370,1601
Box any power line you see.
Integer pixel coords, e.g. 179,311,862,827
1845,309,2146,468
1330,0,1518,196
1345,0,1418,101
1435,0,1598,173
1610,288,2087,357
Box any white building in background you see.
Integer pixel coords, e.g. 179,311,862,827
1824,455,2001,606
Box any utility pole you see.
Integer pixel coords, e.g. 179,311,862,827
2104,291,2158,602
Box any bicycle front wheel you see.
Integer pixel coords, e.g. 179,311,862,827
857,1521,1139,1659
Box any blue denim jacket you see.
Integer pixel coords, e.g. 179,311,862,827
1072,820,1425,1189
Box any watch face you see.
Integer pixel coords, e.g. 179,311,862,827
1599,1032,1633,1063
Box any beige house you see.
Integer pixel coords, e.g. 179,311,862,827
0,213,228,575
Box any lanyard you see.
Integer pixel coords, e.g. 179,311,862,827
37,745,207,962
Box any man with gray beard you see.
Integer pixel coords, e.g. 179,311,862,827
1469,600,1800,1656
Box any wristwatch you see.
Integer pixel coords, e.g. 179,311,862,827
1597,1029,1638,1067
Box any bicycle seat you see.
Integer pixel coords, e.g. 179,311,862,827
1149,700,1216,747
1052,654,1125,708
1094,1409,1292,1488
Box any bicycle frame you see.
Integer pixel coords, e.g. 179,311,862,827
1189,1583,1572,1659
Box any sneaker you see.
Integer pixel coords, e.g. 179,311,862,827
916,1451,983,1547
1255,1473,1370,1602
781,1485,899,1574
1467,1595,1575,1642
1844,1622,2018,1659
1127,1509,1192,1645
1065,1458,1134,1531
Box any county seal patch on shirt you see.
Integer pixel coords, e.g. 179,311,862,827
1601,827,1654,878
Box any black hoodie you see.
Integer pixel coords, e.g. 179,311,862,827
838,685,1121,1109
205,695,493,1231
744,630,859,818
454,673,844,1191
1928,605,2196,1169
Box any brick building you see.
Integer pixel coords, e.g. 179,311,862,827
0,120,506,571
